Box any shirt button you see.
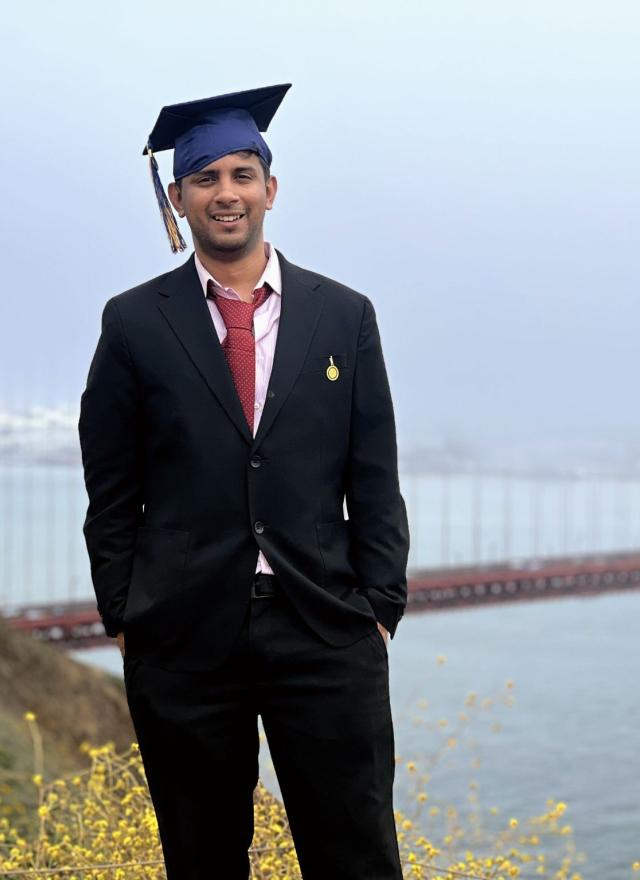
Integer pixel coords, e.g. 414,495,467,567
254,402,261,409
250,456,261,468
254,521,264,534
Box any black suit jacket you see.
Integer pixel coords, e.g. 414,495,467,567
78,250,410,670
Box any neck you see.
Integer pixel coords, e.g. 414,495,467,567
195,237,269,302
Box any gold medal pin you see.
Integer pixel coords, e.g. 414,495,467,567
326,355,340,381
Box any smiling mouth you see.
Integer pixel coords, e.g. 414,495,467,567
212,213,245,223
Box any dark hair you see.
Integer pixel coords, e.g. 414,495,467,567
175,149,271,188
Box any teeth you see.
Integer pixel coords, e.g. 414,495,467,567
214,214,242,222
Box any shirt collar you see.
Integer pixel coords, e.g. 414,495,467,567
195,242,282,298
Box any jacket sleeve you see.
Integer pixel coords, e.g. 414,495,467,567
78,298,145,637
345,295,410,638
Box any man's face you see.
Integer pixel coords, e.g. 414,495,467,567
168,152,277,257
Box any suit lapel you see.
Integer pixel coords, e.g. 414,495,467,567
155,250,323,451
251,249,323,452
157,255,254,445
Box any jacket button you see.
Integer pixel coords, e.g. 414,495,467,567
254,521,264,534
250,456,261,468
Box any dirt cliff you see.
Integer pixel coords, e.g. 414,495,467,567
0,614,135,788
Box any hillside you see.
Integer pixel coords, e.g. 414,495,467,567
0,614,135,823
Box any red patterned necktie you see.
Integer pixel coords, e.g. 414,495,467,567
207,279,273,431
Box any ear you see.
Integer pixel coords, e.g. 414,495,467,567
265,175,278,211
168,181,185,217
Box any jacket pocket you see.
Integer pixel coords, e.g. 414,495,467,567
124,527,191,623
301,352,349,373
316,519,356,586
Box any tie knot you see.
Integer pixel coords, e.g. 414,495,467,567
207,281,272,331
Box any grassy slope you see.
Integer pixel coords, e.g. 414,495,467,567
0,614,135,825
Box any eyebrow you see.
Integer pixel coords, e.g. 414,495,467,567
195,165,257,177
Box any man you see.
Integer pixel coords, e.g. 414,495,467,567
78,83,410,880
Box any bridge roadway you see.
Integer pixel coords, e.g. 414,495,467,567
3,550,640,650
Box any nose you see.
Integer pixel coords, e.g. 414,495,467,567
214,177,241,206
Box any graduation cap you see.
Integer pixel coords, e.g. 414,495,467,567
144,83,292,253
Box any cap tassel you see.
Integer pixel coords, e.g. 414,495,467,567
147,145,187,254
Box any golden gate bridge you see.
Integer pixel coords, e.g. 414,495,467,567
4,548,640,650
3,457,640,650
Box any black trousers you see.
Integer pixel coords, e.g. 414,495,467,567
123,584,402,880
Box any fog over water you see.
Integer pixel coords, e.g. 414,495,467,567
2,1,639,464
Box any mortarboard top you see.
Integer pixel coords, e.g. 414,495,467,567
143,83,292,254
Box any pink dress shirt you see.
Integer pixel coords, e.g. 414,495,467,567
194,243,281,575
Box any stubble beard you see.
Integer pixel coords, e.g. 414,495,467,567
195,213,263,260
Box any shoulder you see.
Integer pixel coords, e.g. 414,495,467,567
103,268,175,316
97,256,199,326
277,250,373,321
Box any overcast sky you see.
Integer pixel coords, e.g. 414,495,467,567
1,0,638,461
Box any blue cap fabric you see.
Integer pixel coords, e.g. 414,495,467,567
172,108,271,180
144,83,291,180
